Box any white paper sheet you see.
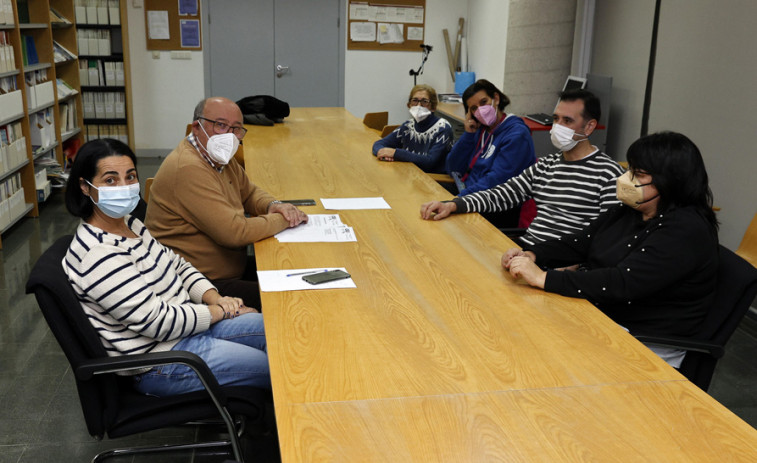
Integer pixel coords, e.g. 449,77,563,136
275,214,357,242
257,268,356,292
350,21,376,42
147,11,170,40
407,26,424,41
321,197,391,210
378,23,404,44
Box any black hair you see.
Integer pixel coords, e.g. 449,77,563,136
462,79,511,114
558,88,601,122
626,131,718,230
65,138,138,219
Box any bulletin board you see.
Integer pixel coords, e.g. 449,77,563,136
144,0,202,51
348,0,426,51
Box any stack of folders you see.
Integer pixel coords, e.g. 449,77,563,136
85,124,127,146
75,0,120,26
0,0,15,25
79,60,124,86
0,75,21,120
56,79,78,99
25,69,55,110
0,121,26,175
76,29,111,56
59,101,78,133
53,41,77,63
29,108,55,149
0,31,16,72
20,36,38,66
82,92,125,119
0,171,27,230
49,7,71,25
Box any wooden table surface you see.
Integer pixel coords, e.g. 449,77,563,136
245,108,757,462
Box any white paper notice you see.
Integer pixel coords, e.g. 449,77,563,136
275,214,357,243
147,11,170,40
350,21,376,42
407,26,424,41
378,23,404,44
321,197,391,210
406,7,424,23
349,2,371,20
257,268,356,292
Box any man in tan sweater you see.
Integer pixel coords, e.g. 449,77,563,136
145,97,307,310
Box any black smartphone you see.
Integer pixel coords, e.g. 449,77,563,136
282,199,317,206
302,269,351,285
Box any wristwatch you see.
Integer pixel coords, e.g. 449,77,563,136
267,200,283,212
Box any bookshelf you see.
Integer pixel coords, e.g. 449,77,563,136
0,0,82,248
75,0,133,150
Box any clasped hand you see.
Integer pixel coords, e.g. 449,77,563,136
501,248,546,289
269,202,309,227
376,147,396,161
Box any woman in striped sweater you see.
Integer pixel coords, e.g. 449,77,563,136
62,139,270,397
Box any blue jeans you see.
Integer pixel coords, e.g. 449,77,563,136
133,313,270,396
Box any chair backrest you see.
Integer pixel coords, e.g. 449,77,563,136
25,236,120,438
736,212,757,269
679,245,757,390
144,177,154,203
380,124,399,138
363,112,388,131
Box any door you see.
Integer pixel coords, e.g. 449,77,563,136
206,0,342,106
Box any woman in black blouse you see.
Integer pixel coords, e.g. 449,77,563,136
502,131,719,367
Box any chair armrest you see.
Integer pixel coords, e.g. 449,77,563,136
75,351,226,401
498,228,527,239
633,334,725,358
428,173,454,184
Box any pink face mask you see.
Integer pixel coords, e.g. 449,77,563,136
474,101,497,126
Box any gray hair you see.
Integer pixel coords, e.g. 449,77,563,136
193,99,207,121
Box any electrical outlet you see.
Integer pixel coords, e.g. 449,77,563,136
170,51,192,60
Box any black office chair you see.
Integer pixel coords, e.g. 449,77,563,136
25,235,271,462
634,245,757,391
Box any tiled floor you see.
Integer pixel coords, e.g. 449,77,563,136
0,157,755,462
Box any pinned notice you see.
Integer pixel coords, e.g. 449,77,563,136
350,21,376,42
147,10,170,40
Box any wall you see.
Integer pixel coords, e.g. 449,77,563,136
648,0,756,249
464,0,508,88
503,0,576,116
590,1,655,160
344,0,469,125
126,5,206,155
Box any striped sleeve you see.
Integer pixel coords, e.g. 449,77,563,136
73,242,211,344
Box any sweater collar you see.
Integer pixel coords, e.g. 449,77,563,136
187,134,225,173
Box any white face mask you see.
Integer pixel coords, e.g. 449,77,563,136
198,122,240,165
86,180,140,219
550,123,587,152
409,105,431,123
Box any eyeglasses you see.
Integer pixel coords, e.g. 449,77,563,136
197,117,248,139
409,98,431,107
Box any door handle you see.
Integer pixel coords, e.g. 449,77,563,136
276,64,290,78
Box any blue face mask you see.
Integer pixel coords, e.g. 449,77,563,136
86,180,140,219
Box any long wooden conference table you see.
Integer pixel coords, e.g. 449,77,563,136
245,108,757,462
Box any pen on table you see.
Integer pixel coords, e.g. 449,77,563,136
286,270,328,277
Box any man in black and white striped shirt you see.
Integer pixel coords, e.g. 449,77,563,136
421,89,625,246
